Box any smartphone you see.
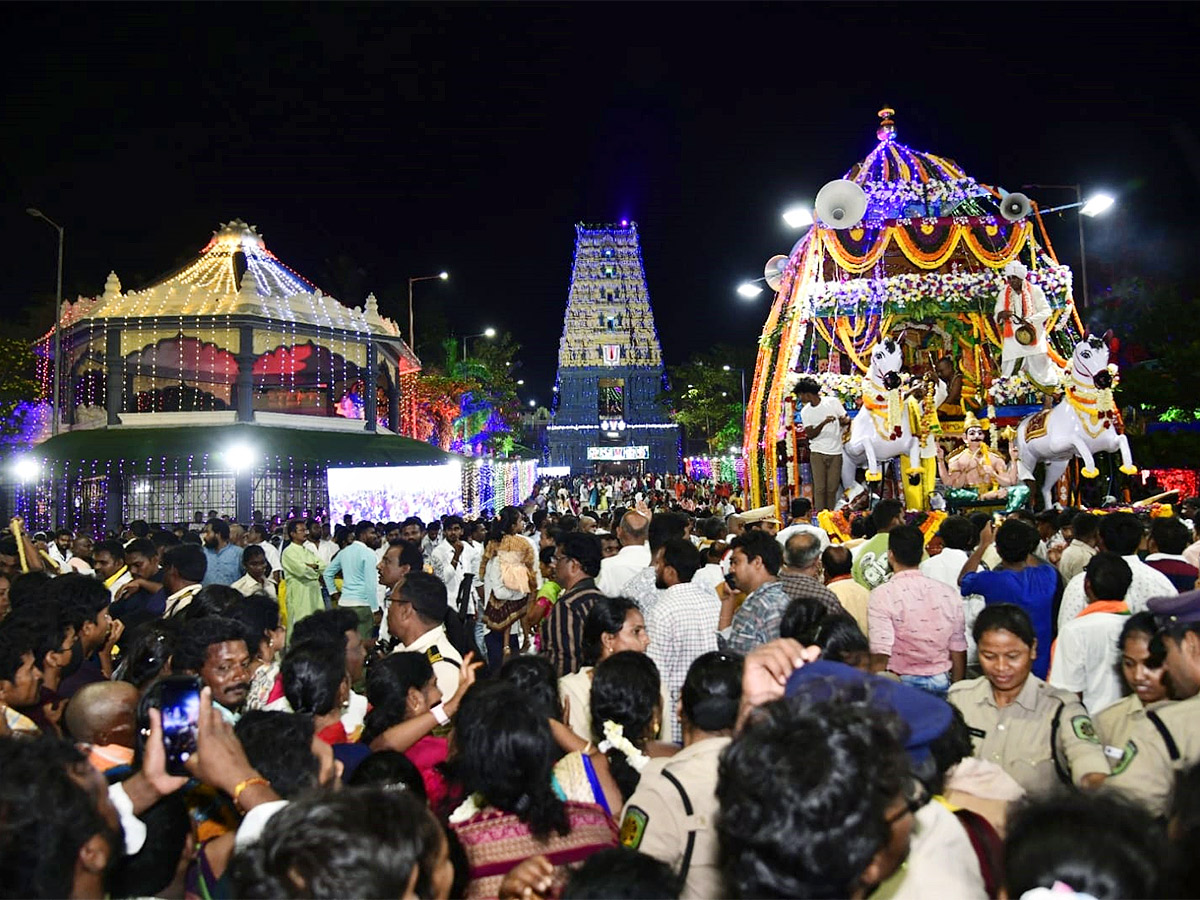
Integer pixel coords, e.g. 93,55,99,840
158,675,202,777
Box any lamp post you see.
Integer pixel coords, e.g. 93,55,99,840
26,209,64,437
407,271,448,349
1022,185,1115,309
461,327,496,362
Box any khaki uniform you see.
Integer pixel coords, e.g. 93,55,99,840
619,736,729,900
1107,692,1200,817
872,799,986,900
1093,694,1175,775
948,675,1110,797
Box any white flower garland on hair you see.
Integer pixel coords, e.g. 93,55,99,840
598,720,649,772
448,792,485,824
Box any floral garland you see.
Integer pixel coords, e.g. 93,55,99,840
598,720,649,772
861,176,987,207
986,372,1043,406
783,370,864,408
448,792,485,824
805,266,1073,317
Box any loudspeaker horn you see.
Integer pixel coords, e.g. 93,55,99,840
999,191,1032,222
814,179,868,229
764,255,789,292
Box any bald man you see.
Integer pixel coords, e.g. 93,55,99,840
63,680,139,774
596,510,651,596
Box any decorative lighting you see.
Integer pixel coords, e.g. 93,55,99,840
737,282,764,299
782,206,814,229
1080,193,1115,217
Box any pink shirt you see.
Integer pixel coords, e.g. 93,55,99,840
868,569,967,676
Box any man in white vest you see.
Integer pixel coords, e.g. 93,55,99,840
993,260,1057,388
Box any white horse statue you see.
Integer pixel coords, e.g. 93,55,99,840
1016,335,1137,509
842,337,922,489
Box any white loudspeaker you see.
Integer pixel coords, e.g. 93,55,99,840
999,192,1032,222
764,255,789,292
815,179,868,229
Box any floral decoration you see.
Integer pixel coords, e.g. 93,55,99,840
804,265,1073,316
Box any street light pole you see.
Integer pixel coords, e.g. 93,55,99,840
460,327,496,362
27,209,64,436
407,271,449,350
1022,184,1093,309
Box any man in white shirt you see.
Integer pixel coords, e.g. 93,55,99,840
1049,552,1132,714
430,516,474,618
596,510,650,597
794,377,849,514
1057,512,1176,630
776,498,831,553
48,528,74,574
305,520,339,567
1057,512,1099,585
919,516,974,589
247,523,283,581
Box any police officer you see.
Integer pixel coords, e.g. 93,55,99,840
1107,590,1200,816
949,604,1110,797
1093,612,1173,772
619,652,740,899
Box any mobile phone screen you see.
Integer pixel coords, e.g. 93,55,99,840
159,676,201,777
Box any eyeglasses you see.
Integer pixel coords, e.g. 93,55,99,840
885,777,929,825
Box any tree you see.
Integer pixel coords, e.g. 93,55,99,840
1090,277,1200,466
412,331,525,455
0,338,41,446
663,344,755,454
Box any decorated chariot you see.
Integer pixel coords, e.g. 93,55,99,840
744,109,1131,512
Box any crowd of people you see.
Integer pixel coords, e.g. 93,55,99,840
3,482,1200,898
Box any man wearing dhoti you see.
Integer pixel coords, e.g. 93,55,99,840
993,260,1059,389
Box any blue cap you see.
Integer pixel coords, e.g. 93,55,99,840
785,660,953,766
1149,590,1200,627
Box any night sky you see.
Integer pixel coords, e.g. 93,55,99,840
4,3,1198,403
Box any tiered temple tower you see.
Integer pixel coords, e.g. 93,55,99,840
546,222,679,474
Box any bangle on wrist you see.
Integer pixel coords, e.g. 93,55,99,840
232,776,270,813
430,702,450,726
582,741,593,755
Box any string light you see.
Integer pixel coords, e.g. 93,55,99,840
17,219,429,531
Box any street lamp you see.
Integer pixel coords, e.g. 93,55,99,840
407,271,449,349
1022,185,1116,309
736,281,764,299
27,209,64,437
461,327,496,361
782,205,814,229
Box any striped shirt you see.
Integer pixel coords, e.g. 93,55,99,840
543,578,605,677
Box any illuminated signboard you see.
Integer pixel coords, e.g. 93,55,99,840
586,445,649,461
